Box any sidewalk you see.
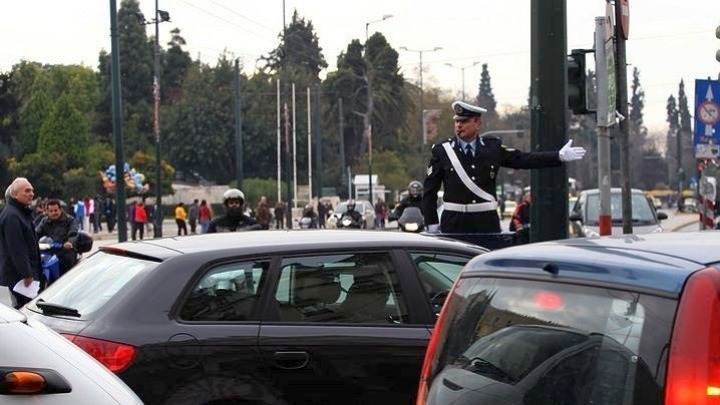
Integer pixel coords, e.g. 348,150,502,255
87,219,181,241
661,210,699,232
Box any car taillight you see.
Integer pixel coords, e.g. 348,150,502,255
665,267,720,405
416,279,460,405
62,334,136,373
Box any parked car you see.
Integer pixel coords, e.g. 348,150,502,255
23,231,486,404
327,200,376,229
418,232,720,405
568,188,667,237
501,200,517,219
0,303,141,404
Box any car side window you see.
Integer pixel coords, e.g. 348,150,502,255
410,253,469,318
180,260,270,322
274,253,408,324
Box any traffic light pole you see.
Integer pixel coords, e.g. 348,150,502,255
615,0,632,234
530,0,568,242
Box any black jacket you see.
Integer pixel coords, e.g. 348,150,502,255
36,213,79,246
0,198,41,287
394,196,423,219
423,136,561,233
207,214,258,233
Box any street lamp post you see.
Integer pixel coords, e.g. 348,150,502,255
445,62,480,101
364,14,392,206
137,3,170,238
400,46,443,145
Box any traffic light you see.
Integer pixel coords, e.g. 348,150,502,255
567,49,591,115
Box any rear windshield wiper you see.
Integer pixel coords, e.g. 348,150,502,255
35,299,81,317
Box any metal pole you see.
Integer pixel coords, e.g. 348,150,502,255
419,50,424,145
530,0,568,242
276,79,281,202
615,0,632,234
292,83,297,209
595,16,613,236
153,0,162,238
461,67,466,101
110,0,126,242
282,0,292,228
234,59,243,190
366,27,373,206
338,98,346,194
307,87,312,204
313,83,322,199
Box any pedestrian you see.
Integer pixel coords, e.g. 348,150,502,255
175,202,188,236
207,189,258,233
374,197,387,228
317,199,327,228
133,201,147,240
509,188,531,244
104,196,116,233
423,100,586,233
32,198,47,228
274,200,286,229
128,201,137,240
35,199,79,278
86,195,97,233
93,196,103,232
255,196,272,230
83,196,92,233
74,197,86,231
0,178,41,309
199,199,212,233
187,199,199,234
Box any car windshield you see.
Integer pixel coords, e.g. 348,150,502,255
584,193,656,225
28,252,157,319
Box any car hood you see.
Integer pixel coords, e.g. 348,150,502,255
583,223,663,236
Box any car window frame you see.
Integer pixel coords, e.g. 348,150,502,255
258,248,431,327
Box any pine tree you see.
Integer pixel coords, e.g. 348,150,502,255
37,94,89,168
628,68,649,188
475,63,498,126
677,80,693,188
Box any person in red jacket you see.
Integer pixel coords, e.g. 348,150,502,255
133,201,148,240
510,189,531,244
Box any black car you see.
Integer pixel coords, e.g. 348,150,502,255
22,230,486,404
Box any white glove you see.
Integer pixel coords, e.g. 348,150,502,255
558,139,586,162
428,224,440,233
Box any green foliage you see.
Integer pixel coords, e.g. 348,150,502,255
38,94,89,167
129,150,174,197
8,152,67,198
18,89,50,157
476,63,497,123
63,167,100,199
229,178,287,208
162,28,192,104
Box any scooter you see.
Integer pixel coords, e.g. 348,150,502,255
299,215,318,229
38,236,63,286
397,206,425,233
336,214,361,229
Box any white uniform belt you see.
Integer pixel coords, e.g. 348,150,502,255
443,201,498,213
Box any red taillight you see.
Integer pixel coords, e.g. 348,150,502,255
665,267,720,405
416,278,461,405
62,334,136,373
534,291,564,310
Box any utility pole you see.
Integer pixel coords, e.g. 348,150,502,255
109,0,126,242
530,0,568,242
234,59,243,190
313,83,322,199
595,16,614,236
615,0,632,234
400,46,443,145
338,98,347,197
445,62,480,101
282,0,292,228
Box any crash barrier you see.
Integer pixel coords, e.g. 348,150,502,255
425,231,517,250
698,195,716,229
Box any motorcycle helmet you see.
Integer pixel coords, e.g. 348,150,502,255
304,204,314,215
75,231,94,254
223,188,245,206
346,199,356,212
408,181,423,198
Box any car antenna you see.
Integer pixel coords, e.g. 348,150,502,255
542,263,559,275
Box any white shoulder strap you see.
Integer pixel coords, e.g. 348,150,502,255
442,142,496,203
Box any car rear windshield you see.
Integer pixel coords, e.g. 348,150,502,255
28,252,157,319
584,193,656,225
427,277,676,405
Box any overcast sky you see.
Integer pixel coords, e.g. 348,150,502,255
1,0,718,134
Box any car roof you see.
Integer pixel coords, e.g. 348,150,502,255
579,188,645,195
463,232,720,295
101,230,486,260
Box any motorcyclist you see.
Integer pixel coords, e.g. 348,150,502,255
392,181,424,220
35,199,78,277
207,189,259,233
301,204,319,229
341,199,363,226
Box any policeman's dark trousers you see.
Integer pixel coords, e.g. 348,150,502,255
9,287,32,309
440,211,502,234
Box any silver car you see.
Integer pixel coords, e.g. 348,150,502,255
0,303,141,404
327,200,376,229
569,188,667,237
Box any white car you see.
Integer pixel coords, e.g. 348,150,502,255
327,200,376,229
0,303,141,404
569,188,668,237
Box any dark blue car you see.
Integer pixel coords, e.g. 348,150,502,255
419,232,720,405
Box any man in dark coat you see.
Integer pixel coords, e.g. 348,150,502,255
35,199,79,276
0,178,41,308
423,101,586,234
207,189,258,233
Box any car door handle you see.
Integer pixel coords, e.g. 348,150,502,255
273,351,309,370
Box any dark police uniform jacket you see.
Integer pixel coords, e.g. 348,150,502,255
422,136,561,233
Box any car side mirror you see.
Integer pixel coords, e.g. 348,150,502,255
657,212,668,221
569,212,583,222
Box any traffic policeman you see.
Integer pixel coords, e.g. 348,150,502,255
423,100,586,234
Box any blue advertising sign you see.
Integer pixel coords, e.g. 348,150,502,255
694,79,720,158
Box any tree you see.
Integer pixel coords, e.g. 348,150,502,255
162,28,192,104
475,63,498,125
37,94,89,168
18,89,49,157
665,94,679,187
628,67,651,188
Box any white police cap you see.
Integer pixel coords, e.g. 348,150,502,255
452,100,487,120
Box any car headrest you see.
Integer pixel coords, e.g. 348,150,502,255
294,270,341,305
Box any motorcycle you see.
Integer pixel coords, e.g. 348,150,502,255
336,214,361,229
299,215,318,229
38,237,63,286
397,206,425,233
